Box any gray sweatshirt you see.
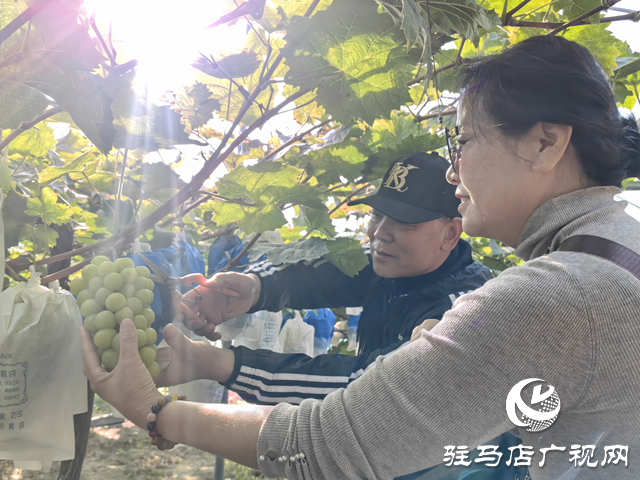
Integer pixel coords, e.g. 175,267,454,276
256,186,640,479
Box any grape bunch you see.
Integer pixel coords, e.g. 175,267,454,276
72,255,160,380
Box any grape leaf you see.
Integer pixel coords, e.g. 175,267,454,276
419,0,499,44
287,143,368,185
299,120,355,154
109,74,207,151
614,57,640,80
247,237,329,263
0,1,108,152
171,82,221,132
192,52,261,79
23,224,59,249
0,82,51,129
38,151,99,186
139,162,186,202
301,206,336,238
55,128,90,154
8,124,56,157
556,0,601,23
323,237,369,277
283,0,422,125
362,132,447,180
562,24,621,76
362,111,422,151
211,162,326,232
25,187,73,225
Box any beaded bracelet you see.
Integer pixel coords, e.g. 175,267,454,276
147,393,187,448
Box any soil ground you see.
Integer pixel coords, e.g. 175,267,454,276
0,396,282,480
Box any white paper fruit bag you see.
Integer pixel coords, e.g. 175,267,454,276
0,271,87,470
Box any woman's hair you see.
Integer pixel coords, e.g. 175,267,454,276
458,35,640,187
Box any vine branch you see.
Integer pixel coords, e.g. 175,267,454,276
222,232,262,271
0,107,63,153
261,118,331,163
415,107,458,123
547,0,621,35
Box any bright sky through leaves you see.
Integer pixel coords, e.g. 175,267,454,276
84,0,250,98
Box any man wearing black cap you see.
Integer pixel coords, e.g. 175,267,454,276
159,153,523,479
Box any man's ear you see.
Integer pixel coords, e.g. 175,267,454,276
442,218,463,252
529,122,573,173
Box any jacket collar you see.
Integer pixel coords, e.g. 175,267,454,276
515,186,623,261
391,240,473,294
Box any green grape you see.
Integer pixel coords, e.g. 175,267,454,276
69,277,86,296
133,315,147,329
135,289,153,305
115,257,135,272
103,272,124,291
101,348,119,371
95,310,116,330
121,267,137,284
132,277,149,290
118,283,136,298
76,288,94,307
81,299,101,317
149,344,158,353
105,292,127,312
81,264,100,282
94,328,117,349
137,329,147,347
87,276,104,293
91,255,111,266
98,261,118,277
148,291,154,303
139,346,157,366
135,266,150,279
83,314,98,333
148,362,161,381
144,327,158,345
94,287,114,307
126,297,143,315
112,333,120,351
95,347,105,358
142,307,155,325
147,279,155,290
115,307,134,325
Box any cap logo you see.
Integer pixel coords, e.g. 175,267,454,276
383,162,419,192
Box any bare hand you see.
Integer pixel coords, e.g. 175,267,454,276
154,324,235,387
410,318,440,342
175,272,260,341
81,319,163,429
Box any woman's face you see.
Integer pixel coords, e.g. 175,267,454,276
445,114,544,247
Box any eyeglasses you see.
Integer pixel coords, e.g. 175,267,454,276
445,126,462,174
445,123,505,174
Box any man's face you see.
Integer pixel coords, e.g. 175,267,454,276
367,209,452,278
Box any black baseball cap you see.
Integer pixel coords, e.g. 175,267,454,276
348,152,461,223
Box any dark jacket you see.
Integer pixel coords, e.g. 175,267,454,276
223,240,526,480
223,240,493,404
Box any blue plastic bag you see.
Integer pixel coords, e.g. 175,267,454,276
155,241,206,293
127,241,206,344
213,241,266,273
303,308,336,355
207,235,242,276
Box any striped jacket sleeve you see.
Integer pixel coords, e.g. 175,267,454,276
223,342,408,405
243,255,375,312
